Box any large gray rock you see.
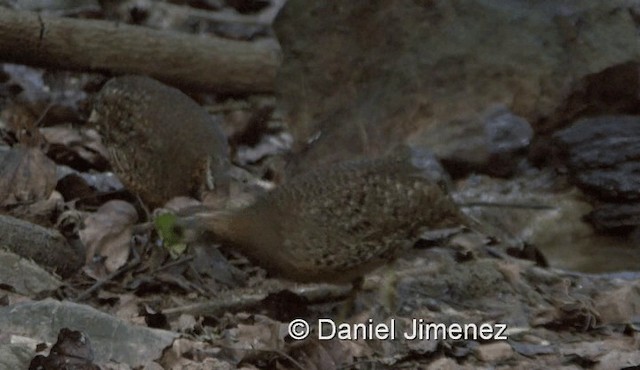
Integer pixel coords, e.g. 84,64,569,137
552,115,640,233
418,106,533,178
0,299,177,367
274,0,640,172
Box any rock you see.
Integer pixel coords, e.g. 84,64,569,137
536,62,640,135
0,344,34,370
575,163,640,201
426,357,465,370
555,115,640,185
29,328,100,370
418,106,533,178
484,107,533,176
593,282,640,325
473,342,513,363
552,115,640,232
594,350,640,370
0,214,83,278
0,299,177,367
454,172,640,272
584,202,640,232
274,0,640,173
0,250,62,296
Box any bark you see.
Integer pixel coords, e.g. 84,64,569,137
0,8,281,92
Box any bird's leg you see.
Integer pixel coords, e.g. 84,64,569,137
135,193,151,221
336,277,364,320
378,262,400,314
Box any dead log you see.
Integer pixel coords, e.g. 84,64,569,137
0,8,281,93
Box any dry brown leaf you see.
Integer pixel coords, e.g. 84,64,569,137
167,357,235,370
8,190,63,226
40,126,109,169
229,315,283,351
0,146,57,207
173,314,198,333
29,328,100,370
163,196,204,213
290,335,374,370
79,200,138,279
292,341,337,370
0,103,43,147
212,314,285,365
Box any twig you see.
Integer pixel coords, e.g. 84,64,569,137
458,201,555,210
163,284,353,318
74,248,141,301
155,255,194,273
162,293,267,317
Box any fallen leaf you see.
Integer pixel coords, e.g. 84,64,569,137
79,200,138,279
0,146,57,207
41,126,109,171
155,212,187,258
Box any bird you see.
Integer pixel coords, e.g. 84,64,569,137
90,75,230,208
177,148,469,284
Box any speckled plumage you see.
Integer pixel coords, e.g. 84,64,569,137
188,152,467,284
91,75,230,207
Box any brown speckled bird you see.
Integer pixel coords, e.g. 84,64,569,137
91,75,230,207
181,149,468,284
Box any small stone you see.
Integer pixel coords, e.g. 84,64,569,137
473,341,513,363
594,283,640,324
426,357,465,370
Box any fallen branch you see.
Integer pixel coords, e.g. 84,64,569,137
163,284,352,318
0,8,281,92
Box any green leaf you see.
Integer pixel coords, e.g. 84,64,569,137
154,213,187,258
